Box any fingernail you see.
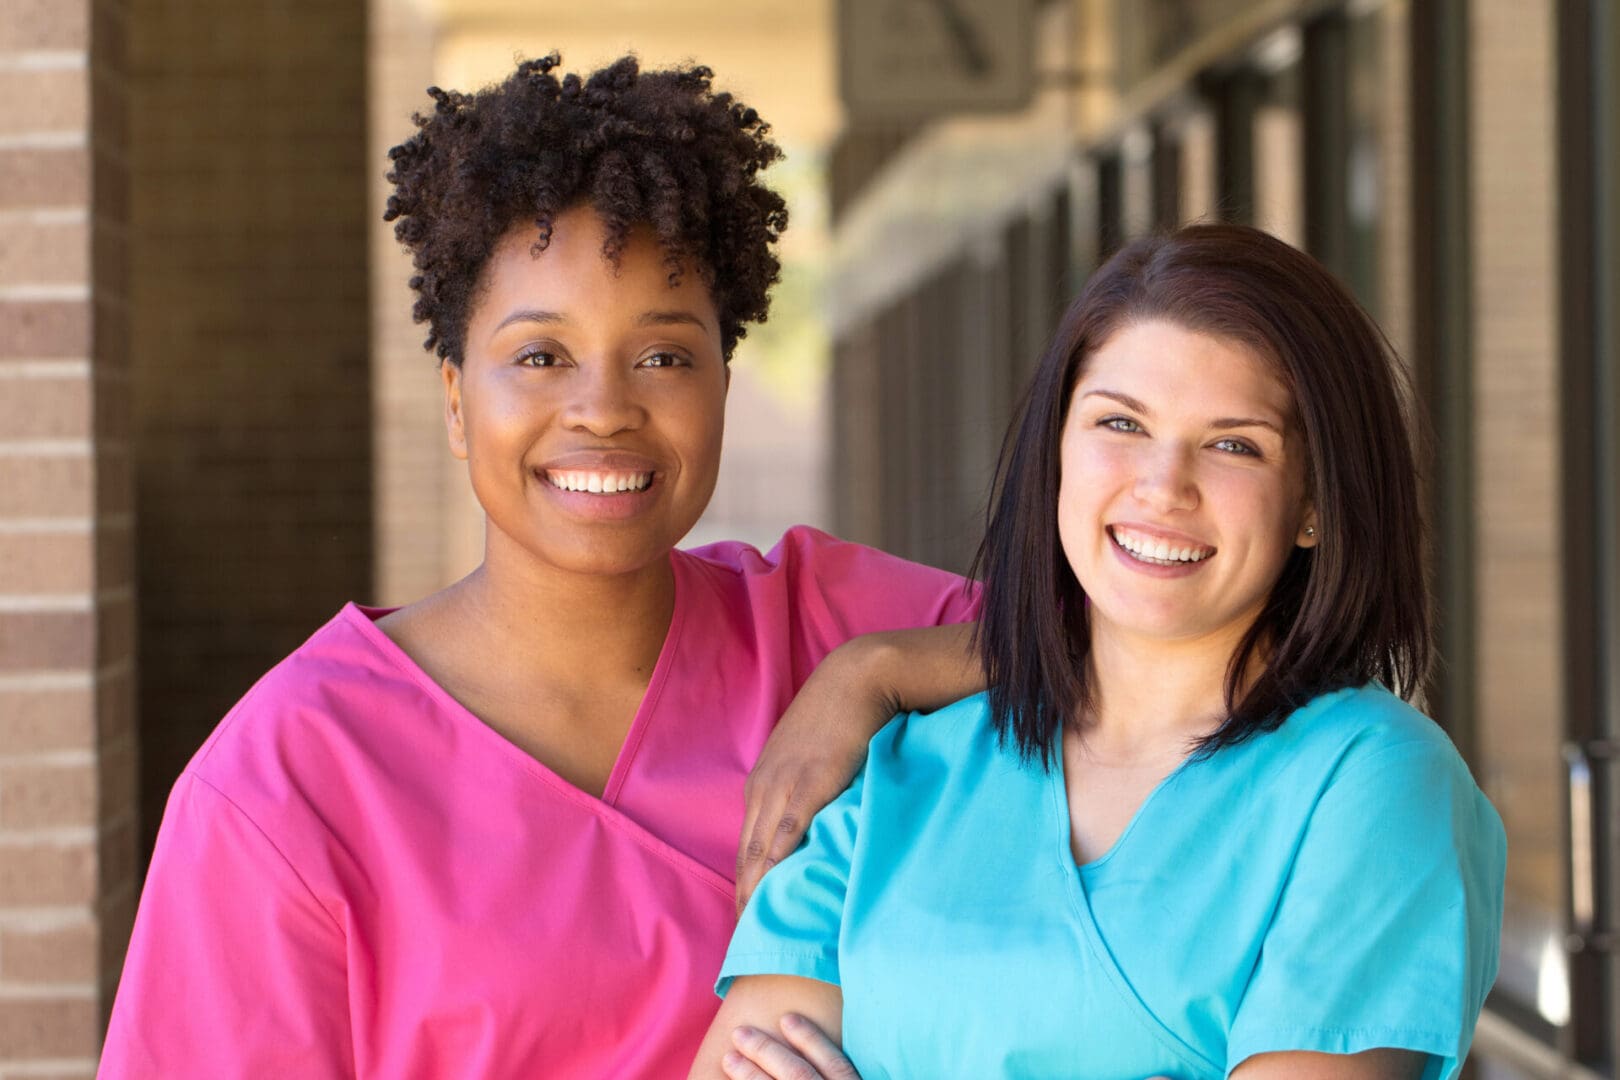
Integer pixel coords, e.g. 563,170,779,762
731,1025,759,1043
722,1050,745,1074
781,1012,807,1031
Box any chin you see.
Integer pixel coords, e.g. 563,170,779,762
557,535,674,576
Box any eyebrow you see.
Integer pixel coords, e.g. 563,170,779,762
491,308,710,334
493,309,564,333
635,310,709,329
1080,389,1285,435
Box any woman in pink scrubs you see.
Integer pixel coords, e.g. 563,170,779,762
100,55,979,1079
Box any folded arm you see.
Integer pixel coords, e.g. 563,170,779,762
688,975,847,1080
1233,1049,1427,1079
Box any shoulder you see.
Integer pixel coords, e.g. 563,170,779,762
1259,685,1504,858
678,525,979,641
682,525,962,590
1265,684,1472,785
158,603,452,887
186,603,429,793
871,691,996,753
864,692,1019,794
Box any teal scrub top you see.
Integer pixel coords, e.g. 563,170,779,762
719,686,1506,1080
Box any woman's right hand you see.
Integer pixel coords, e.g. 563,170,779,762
736,623,983,914
735,639,888,915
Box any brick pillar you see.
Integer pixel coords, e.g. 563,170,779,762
1469,0,1564,976
0,0,138,1072
370,0,469,605
1376,0,1413,362
128,0,372,860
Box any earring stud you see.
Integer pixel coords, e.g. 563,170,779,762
1304,526,1316,538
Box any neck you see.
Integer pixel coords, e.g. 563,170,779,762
1080,619,1256,760
445,525,677,686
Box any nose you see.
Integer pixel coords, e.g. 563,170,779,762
1132,444,1199,514
560,363,645,438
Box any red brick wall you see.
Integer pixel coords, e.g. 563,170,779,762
0,0,138,1071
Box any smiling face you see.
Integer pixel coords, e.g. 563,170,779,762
444,205,729,582
1057,319,1317,653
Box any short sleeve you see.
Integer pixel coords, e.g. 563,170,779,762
716,762,868,996
1226,739,1507,1079
101,774,356,1079
766,526,981,657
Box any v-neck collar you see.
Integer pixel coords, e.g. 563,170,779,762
1046,739,1222,1078
1054,732,1200,873
340,553,728,900
599,550,688,805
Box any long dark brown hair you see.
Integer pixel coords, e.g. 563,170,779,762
971,224,1431,765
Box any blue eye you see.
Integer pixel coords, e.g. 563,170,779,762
1100,416,1142,433
1213,437,1258,456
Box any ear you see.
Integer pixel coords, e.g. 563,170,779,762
441,360,468,461
1297,504,1319,549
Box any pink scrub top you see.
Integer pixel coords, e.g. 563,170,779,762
100,527,978,1079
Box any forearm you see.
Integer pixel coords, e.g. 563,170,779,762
1230,1048,1428,1079
688,976,844,1080
831,621,983,721
736,622,983,910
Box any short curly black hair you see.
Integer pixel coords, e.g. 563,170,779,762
384,53,788,364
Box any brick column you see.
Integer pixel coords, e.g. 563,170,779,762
0,0,138,1073
1469,0,1564,976
370,0,462,606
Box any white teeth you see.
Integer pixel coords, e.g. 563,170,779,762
1109,527,1213,565
546,470,652,494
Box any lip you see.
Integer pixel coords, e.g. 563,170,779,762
1107,523,1215,579
1107,521,1213,548
535,471,660,522
532,449,665,523
537,449,663,473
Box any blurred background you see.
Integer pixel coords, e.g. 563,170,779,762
0,0,1615,1075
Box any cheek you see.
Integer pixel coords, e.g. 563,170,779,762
1217,473,1302,560
461,376,534,443
1056,446,1113,565
1058,436,1130,510
670,385,728,477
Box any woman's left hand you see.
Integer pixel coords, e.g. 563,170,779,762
721,1014,861,1080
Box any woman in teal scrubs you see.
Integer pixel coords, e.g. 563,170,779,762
690,225,1506,1080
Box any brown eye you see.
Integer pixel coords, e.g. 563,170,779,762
638,351,687,369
